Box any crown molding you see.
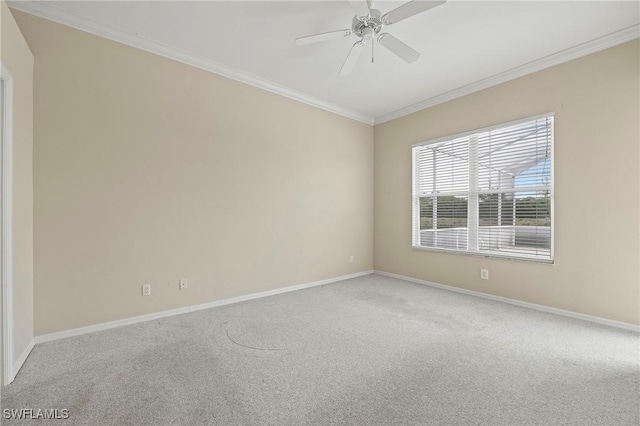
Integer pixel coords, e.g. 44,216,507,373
375,24,640,125
8,1,375,126
9,2,639,127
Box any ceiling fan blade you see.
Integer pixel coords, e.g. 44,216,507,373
294,29,352,46
340,40,366,75
382,0,446,25
348,0,371,16
377,33,420,63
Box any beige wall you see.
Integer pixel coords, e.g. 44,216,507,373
13,11,373,336
1,2,34,374
375,40,640,325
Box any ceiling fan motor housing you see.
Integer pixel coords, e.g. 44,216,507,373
352,9,384,38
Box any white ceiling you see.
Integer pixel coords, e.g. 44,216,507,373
11,1,640,123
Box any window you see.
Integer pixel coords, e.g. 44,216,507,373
412,114,554,263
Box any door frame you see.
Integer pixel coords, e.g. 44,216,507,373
1,62,15,386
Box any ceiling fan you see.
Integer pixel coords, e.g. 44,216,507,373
294,0,446,75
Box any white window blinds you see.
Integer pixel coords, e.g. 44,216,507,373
412,114,554,262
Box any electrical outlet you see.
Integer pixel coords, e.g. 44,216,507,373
179,278,188,290
142,284,151,296
480,269,489,280
349,256,354,263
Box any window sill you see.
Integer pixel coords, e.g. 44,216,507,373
411,245,554,264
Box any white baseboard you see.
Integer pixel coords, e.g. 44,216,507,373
189,270,373,313
35,306,192,344
374,270,640,333
35,270,374,344
12,338,34,381
35,268,633,346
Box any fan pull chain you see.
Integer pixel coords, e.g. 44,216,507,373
372,39,375,63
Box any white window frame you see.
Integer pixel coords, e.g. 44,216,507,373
412,113,555,264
